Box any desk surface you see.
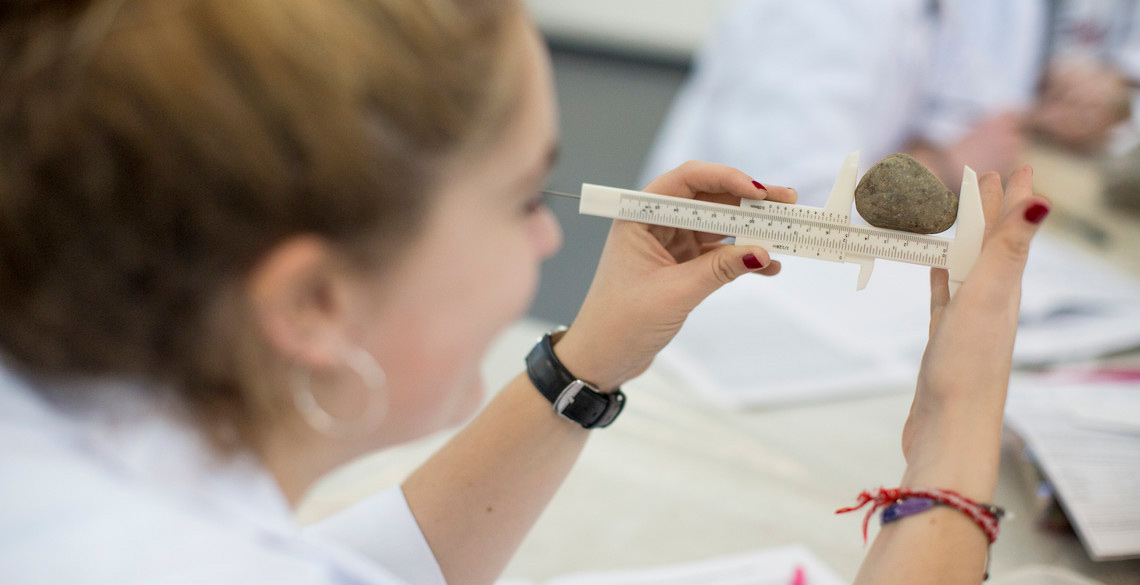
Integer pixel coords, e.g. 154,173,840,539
301,317,1140,585
1027,145,1140,278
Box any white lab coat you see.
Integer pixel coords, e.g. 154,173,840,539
641,0,1046,205
1051,0,1140,74
0,364,446,585
1049,0,1140,152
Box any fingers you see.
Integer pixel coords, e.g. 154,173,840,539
756,182,798,204
754,258,782,276
672,244,776,306
644,161,758,200
699,188,797,208
967,168,1050,297
929,267,950,316
644,160,797,204
977,171,1003,243
977,165,1035,248
699,242,783,276
999,164,1034,218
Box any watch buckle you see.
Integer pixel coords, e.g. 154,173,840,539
553,380,590,415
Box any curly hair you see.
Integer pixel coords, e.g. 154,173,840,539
0,0,523,449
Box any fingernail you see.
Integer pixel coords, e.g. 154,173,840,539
743,253,764,270
1024,203,1050,224
752,180,767,191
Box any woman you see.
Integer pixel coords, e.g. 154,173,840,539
0,1,1049,585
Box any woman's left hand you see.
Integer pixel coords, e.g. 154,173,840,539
898,165,1047,500
554,161,796,391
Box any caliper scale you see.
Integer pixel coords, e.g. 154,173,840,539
551,152,984,294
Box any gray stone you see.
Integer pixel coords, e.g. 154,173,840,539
854,153,958,234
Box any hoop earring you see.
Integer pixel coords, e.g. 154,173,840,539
292,346,388,439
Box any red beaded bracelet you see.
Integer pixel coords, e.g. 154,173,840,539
837,487,1005,581
835,487,1003,544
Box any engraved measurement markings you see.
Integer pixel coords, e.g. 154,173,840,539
616,194,949,267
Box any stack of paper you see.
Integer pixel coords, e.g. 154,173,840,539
499,545,846,585
659,235,1140,408
1004,377,1140,560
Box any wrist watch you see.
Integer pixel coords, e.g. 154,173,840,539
525,328,625,429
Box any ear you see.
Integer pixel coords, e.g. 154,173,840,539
245,236,355,370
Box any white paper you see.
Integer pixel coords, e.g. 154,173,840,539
1015,237,1140,365
1005,379,1140,560
658,235,1140,408
514,545,847,585
660,258,925,408
989,565,1108,585
1064,389,1140,435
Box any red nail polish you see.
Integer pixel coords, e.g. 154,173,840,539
743,253,763,270
752,180,767,191
1024,203,1049,224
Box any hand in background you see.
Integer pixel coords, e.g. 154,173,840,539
555,162,796,391
944,112,1026,179
907,112,1026,190
1029,61,1132,152
901,166,1049,500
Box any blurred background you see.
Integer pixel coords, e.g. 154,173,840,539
527,0,1140,324
306,4,1140,580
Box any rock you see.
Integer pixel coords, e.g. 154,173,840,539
854,153,958,234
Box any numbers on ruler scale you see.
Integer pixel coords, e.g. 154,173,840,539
617,192,950,268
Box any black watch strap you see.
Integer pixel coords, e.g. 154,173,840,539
525,329,625,429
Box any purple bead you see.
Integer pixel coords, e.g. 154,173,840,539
881,497,937,525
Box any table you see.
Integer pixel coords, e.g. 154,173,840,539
1027,144,1140,278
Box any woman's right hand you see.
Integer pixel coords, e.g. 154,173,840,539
554,162,793,393
900,166,1049,500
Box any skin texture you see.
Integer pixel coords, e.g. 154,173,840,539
906,112,1025,191
253,19,566,500
1029,61,1132,152
244,15,1049,585
252,16,796,510
861,166,1046,585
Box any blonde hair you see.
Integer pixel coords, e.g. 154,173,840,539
0,0,523,448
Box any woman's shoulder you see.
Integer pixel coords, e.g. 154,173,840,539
0,434,372,584
0,430,252,574
0,380,381,584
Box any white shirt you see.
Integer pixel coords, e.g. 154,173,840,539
640,0,1045,205
0,365,447,585
1049,0,1140,152
1051,0,1140,73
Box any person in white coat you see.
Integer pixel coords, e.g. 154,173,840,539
0,1,1051,585
1029,0,1140,152
642,0,1046,205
